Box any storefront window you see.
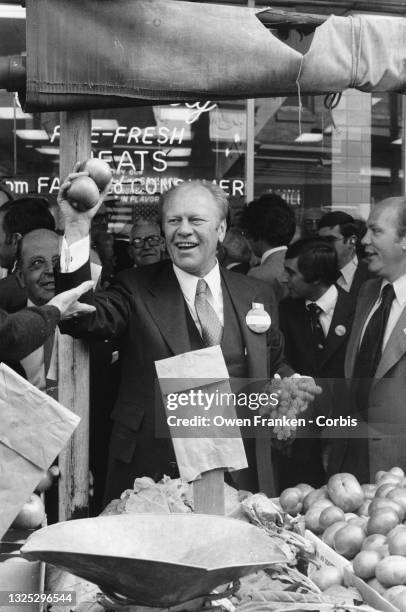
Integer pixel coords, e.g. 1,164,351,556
252,91,403,224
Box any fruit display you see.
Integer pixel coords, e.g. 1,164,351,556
279,467,406,611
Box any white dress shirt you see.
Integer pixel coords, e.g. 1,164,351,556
305,284,338,337
337,256,358,292
360,274,406,350
173,262,223,334
20,299,58,390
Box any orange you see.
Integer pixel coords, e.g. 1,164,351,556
333,524,364,559
279,487,302,516
386,585,406,612
352,550,382,579
362,533,387,552
388,528,406,556
367,508,399,535
376,483,397,498
369,498,404,521
319,506,345,530
388,489,406,514
375,555,406,587
311,566,343,591
322,521,347,547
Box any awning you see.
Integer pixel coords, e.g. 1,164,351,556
22,0,406,112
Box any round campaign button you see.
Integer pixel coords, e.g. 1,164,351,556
245,302,271,333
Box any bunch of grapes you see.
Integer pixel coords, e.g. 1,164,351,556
262,376,322,441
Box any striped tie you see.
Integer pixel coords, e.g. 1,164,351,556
194,279,223,347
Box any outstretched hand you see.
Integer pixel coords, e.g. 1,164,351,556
47,280,96,319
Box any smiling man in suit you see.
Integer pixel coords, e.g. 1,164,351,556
277,238,356,488
56,178,306,503
338,197,406,482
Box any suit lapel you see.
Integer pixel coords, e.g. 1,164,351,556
221,268,268,378
321,291,355,367
375,306,406,380
142,263,194,356
345,280,381,377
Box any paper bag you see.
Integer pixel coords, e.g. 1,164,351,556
0,363,80,539
155,346,247,482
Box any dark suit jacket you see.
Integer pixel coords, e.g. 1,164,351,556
0,305,60,362
59,259,292,498
347,260,374,296
279,288,356,379
335,278,406,482
0,274,28,313
277,288,356,488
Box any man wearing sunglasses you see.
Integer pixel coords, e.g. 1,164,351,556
128,218,164,268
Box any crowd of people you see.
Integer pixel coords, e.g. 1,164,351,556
1,177,405,516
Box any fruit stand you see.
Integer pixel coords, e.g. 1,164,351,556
2,470,403,612
2,356,406,610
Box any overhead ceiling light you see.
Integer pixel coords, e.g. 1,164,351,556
35,147,60,155
0,4,26,18
391,138,402,145
0,107,32,120
256,155,318,163
16,129,49,141
166,148,192,157
155,107,195,123
91,119,119,131
166,161,189,167
360,166,390,178
295,133,323,144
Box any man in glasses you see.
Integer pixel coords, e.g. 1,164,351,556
318,211,372,295
128,217,164,268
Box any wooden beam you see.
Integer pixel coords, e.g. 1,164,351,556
58,110,91,522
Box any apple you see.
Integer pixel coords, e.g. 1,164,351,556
11,494,45,529
78,158,112,192
66,175,100,211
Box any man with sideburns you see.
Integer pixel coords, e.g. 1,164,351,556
56,177,319,503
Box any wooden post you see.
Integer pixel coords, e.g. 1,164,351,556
193,469,225,515
58,110,92,522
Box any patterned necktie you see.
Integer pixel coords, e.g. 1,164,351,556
307,302,325,351
353,283,395,409
194,278,223,347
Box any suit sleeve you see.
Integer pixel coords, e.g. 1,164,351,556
0,305,60,361
58,261,133,340
262,285,294,377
